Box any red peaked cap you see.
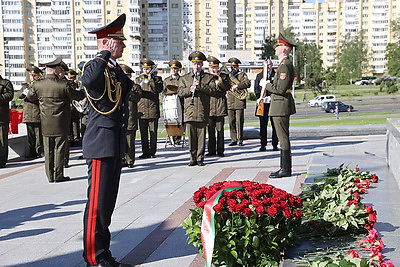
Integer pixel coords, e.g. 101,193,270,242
89,14,126,40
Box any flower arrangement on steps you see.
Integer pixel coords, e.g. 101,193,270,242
182,165,393,267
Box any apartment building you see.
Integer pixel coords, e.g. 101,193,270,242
1,0,399,87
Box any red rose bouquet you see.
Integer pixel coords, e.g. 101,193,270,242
182,180,303,267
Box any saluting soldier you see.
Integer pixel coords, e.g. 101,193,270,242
120,64,142,168
227,57,251,146
135,58,163,159
80,14,133,267
0,69,14,168
26,57,84,182
266,33,296,178
163,59,183,145
178,51,217,166
19,65,44,159
206,56,230,157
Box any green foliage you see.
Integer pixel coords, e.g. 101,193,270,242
385,18,400,76
11,95,24,110
336,32,370,85
247,92,257,101
374,75,399,95
261,35,277,60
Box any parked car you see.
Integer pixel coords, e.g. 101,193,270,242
354,80,369,85
322,101,354,113
308,94,336,107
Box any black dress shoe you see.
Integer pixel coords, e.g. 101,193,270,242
138,154,150,159
78,155,84,159
238,142,244,146
87,258,132,267
217,153,224,157
150,155,156,158
198,161,205,166
272,146,279,151
188,161,197,166
228,141,237,146
127,163,134,168
64,163,70,168
205,152,216,156
269,169,291,178
55,176,70,183
259,146,266,151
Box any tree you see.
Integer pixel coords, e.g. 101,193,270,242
335,31,370,84
261,35,277,60
386,18,400,76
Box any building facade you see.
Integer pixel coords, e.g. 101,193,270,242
0,0,399,87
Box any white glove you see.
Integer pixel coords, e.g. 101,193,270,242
256,98,262,105
23,88,30,96
259,79,267,89
264,96,271,103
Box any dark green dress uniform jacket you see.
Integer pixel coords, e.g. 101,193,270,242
27,74,84,137
178,71,217,123
209,73,230,117
0,77,14,124
127,83,142,131
226,72,251,110
19,82,41,123
80,50,133,159
163,75,181,95
135,76,163,119
266,57,296,116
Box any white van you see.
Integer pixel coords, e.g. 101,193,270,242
308,95,336,107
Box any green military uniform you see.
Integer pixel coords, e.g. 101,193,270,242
266,33,297,178
163,59,183,145
0,75,14,168
121,64,142,168
135,58,163,158
206,56,230,156
226,57,251,146
18,65,43,158
26,57,84,182
178,51,217,166
67,69,81,146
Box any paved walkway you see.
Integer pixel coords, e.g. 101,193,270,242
1,132,399,267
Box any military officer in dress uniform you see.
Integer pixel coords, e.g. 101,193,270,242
227,57,251,146
80,14,133,267
163,59,183,145
120,64,142,168
178,51,217,166
265,33,296,178
26,57,84,182
135,58,163,159
206,56,230,157
19,65,44,159
254,58,279,152
0,70,14,168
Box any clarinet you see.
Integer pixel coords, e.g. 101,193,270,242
191,72,198,104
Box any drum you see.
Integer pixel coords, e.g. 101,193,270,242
162,94,183,125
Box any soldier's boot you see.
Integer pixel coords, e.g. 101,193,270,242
269,150,292,178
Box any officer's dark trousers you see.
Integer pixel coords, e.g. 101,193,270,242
0,123,9,167
139,118,158,156
125,130,136,165
187,121,207,163
228,109,244,143
26,122,43,157
207,116,225,154
83,157,122,266
259,103,278,147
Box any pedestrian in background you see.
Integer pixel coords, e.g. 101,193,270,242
0,70,14,168
335,102,339,120
19,65,43,159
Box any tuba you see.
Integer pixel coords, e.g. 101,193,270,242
221,64,248,100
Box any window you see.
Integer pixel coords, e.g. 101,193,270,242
171,3,178,8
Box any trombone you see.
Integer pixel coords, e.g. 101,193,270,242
138,64,158,83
